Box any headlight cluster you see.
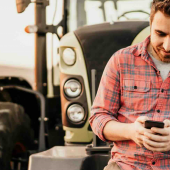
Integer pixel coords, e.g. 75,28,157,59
64,79,84,123
62,48,86,124
64,79,81,98
62,48,76,66
67,104,85,123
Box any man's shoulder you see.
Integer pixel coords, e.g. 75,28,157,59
112,36,149,60
113,43,139,59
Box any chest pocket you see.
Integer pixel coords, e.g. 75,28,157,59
122,79,151,112
123,79,150,92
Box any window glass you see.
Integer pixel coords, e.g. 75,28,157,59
85,1,104,25
68,0,152,31
117,0,151,21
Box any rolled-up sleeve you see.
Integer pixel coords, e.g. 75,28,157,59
89,52,121,142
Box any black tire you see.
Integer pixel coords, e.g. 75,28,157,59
0,102,33,170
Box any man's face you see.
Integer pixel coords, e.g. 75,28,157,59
150,11,170,63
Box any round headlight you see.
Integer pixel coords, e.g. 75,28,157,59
67,104,85,123
64,79,81,98
62,48,76,66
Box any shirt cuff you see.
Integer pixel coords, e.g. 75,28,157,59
90,113,118,142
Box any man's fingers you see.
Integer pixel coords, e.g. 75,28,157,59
137,127,154,135
138,143,143,147
136,133,144,141
144,132,169,142
136,138,144,147
164,119,170,128
143,137,168,148
143,141,168,152
151,127,169,136
143,137,170,152
136,116,149,123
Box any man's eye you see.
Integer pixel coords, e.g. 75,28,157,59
157,32,166,36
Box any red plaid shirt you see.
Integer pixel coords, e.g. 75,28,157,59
89,36,170,170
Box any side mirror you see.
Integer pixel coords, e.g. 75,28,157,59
16,0,31,13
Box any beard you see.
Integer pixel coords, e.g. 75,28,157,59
151,44,170,63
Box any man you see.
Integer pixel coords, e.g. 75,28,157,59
89,0,170,169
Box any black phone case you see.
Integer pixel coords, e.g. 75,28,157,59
145,120,164,129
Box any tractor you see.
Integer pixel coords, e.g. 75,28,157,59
0,0,151,169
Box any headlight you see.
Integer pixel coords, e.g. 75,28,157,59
64,79,81,98
67,104,85,123
62,48,76,66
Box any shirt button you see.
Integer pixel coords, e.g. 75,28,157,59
157,110,160,113
161,89,164,93
152,161,156,165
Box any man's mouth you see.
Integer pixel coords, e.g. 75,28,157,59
160,50,170,56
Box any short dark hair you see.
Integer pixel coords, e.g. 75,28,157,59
150,0,170,23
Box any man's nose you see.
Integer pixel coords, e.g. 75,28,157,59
163,37,170,52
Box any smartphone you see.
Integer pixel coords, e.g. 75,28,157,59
145,120,164,129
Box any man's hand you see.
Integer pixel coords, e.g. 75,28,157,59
143,119,170,152
129,116,152,147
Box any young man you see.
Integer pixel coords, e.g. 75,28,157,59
89,0,170,169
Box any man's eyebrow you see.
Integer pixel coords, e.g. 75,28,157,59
155,29,167,34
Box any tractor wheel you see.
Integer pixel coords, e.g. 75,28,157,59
0,102,33,170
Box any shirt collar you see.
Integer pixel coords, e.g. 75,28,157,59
133,35,150,61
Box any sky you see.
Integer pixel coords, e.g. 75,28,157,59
0,1,35,68
0,0,61,69
0,0,62,91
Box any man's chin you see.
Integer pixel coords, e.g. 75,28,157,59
158,52,170,63
160,57,170,63
162,59,170,63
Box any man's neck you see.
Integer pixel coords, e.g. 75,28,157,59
147,43,161,61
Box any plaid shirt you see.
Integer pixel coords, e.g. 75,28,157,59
89,36,170,170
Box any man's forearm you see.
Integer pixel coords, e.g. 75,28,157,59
103,120,133,141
